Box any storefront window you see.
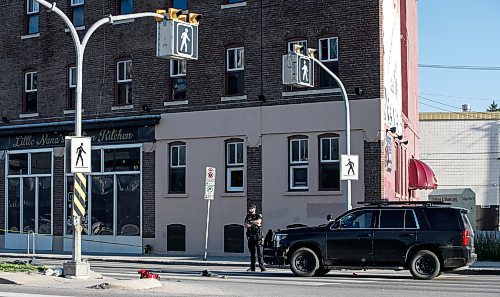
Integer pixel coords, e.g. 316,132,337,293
6,151,52,235
66,145,141,237
117,175,140,236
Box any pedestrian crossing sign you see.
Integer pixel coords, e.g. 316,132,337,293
157,19,199,60
70,137,91,173
341,154,359,180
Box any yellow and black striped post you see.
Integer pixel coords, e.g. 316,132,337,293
72,173,87,218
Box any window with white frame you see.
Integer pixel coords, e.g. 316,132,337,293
26,0,39,34
65,146,141,236
319,135,340,191
289,137,308,190
71,0,85,27
6,151,53,235
170,60,187,101
318,37,339,88
169,143,186,193
24,71,37,113
226,140,244,192
68,66,76,109
288,40,307,55
117,60,132,105
226,47,244,96
119,0,133,15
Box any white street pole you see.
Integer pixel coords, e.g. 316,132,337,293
203,199,211,260
35,0,166,273
311,57,352,210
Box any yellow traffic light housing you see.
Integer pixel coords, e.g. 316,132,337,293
178,14,187,22
168,8,183,20
307,48,317,58
155,9,166,22
188,13,202,25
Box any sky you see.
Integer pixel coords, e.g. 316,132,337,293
418,0,500,112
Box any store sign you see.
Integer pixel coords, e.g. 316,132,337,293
385,135,393,172
0,126,154,150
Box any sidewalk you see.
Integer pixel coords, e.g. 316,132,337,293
1,250,499,272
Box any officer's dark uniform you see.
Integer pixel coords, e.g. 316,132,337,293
245,212,265,271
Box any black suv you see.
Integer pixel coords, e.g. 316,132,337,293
263,202,477,280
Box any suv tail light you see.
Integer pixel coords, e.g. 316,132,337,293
461,229,470,247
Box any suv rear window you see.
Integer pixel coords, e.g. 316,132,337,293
379,210,405,228
424,208,460,230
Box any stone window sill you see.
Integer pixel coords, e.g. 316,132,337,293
164,193,189,198
282,88,341,97
65,26,85,32
19,113,39,118
111,104,134,110
164,100,188,106
112,19,134,25
221,95,247,102
221,2,247,9
220,192,246,198
21,33,40,40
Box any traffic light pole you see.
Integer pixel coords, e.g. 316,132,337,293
311,57,352,211
35,0,166,277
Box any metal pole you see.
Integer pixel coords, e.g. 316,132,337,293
35,0,166,276
203,199,211,260
311,57,352,210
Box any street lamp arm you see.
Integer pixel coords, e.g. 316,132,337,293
82,13,165,52
35,0,81,53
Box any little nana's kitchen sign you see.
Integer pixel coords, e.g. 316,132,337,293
0,127,153,150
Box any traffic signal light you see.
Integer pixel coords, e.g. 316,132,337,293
168,8,183,20
178,14,187,22
155,9,166,22
188,13,202,25
307,48,317,58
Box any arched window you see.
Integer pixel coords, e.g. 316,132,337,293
224,224,244,253
167,224,186,251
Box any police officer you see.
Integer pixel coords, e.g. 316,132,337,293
244,204,266,272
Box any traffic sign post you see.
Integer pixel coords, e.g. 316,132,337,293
157,19,199,60
203,167,216,260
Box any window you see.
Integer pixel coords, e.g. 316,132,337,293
226,47,244,96
68,66,76,109
289,137,308,190
339,210,378,229
66,146,141,236
319,136,340,191
169,143,186,193
226,140,244,192
170,60,187,100
118,0,133,15
6,151,52,235
172,0,188,10
24,71,37,113
26,0,39,34
318,37,339,88
224,224,244,253
405,210,417,228
71,0,85,27
424,209,460,231
288,40,307,55
227,0,245,3
116,60,132,105
167,224,186,251
379,210,405,228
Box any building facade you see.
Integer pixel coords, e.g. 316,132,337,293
0,0,420,255
420,112,500,231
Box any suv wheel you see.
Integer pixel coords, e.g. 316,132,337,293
410,250,441,280
290,247,320,277
314,267,330,277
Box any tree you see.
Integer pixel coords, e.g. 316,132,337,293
486,101,500,112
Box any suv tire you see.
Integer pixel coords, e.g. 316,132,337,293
409,250,441,280
290,247,320,277
314,267,330,277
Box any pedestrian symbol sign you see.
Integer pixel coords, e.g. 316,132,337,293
298,56,313,87
157,19,199,60
341,154,359,180
70,137,91,173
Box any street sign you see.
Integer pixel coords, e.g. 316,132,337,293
157,19,198,60
282,52,314,88
204,167,216,200
341,154,359,180
70,137,91,173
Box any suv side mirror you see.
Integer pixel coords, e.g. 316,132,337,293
326,214,333,221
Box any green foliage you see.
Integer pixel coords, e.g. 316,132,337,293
475,233,500,261
0,263,46,273
486,101,500,112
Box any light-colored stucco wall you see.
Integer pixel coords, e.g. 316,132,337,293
419,118,500,206
154,98,381,255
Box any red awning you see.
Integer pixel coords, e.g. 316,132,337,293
408,159,438,190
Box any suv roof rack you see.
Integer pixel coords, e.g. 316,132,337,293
358,201,451,207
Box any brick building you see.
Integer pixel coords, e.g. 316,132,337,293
0,0,421,255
